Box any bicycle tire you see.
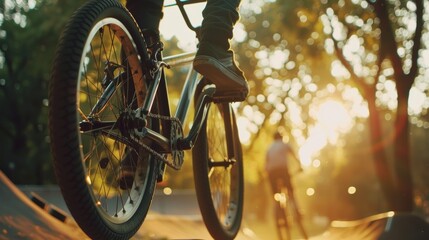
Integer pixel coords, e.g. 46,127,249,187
274,200,289,240
49,0,159,239
192,102,244,240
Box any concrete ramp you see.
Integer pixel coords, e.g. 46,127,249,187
0,171,88,240
3,169,427,240
0,171,256,239
312,211,429,240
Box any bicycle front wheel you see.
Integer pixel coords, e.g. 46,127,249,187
49,0,158,239
192,103,244,240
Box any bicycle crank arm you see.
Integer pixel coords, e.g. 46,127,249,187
177,84,216,150
133,127,170,153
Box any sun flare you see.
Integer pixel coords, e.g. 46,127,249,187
316,100,352,133
299,100,353,166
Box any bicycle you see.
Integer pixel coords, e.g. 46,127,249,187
272,174,308,240
48,0,244,239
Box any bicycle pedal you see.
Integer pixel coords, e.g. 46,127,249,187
212,91,247,103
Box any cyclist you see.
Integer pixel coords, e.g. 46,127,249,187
126,0,249,98
265,131,302,197
266,131,308,239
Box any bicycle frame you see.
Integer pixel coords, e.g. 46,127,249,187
141,52,216,152
131,0,215,153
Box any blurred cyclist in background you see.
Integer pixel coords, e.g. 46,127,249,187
265,131,303,207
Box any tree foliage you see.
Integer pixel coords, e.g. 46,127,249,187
234,0,429,218
0,0,87,184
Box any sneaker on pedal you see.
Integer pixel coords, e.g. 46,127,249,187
193,43,249,102
117,151,138,190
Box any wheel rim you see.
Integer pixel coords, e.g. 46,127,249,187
76,18,150,223
206,104,240,229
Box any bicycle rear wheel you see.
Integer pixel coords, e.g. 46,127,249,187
192,102,244,239
274,198,290,240
49,0,158,239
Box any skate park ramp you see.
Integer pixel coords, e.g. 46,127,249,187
0,171,256,239
311,211,429,240
0,171,88,240
2,168,429,240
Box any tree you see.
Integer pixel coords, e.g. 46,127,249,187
323,0,425,211
0,0,86,184
371,0,424,212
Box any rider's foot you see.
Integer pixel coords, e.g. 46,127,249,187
117,152,138,190
193,43,249,102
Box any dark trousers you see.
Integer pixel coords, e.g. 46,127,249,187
126,0,164,33
125,0,241,48
268,167,293,195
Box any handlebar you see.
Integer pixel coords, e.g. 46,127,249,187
164,0,206,36
164,0,206,7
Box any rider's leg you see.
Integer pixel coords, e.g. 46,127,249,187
126,0,164,44
126,0,164,31
199,0,240,59
193,0,249,100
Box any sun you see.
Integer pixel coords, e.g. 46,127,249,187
316,100,352,133
299,99,353,166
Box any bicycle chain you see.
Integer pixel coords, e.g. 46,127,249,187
138,112,184,171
